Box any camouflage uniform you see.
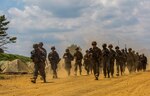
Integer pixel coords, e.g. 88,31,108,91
90,41,102,80
115,46,123,76
134,52,140,72
121,49,127,74
140,54,147,72
89,48,94,74
63,49,74,76
83,50,92,75
108,44,116,77
39,42,47,63
132,51,136,72
31,44,46,83
102,44,110,78
74,47,83,75
138,55,143,71
48,46,60,78
126,48,135,73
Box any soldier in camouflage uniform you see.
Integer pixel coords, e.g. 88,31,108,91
31,44,46,83
108,44,116,77
115,46,123,76
134,52,140,72
90,41,102,80
126,48,135,73
63,49,74,76
138,54,143,71
39,42,47,64
74,47,83,76
48,46,60,78
132,50,136,72
102,43,110,78
121,49,127,74
140,54,147,72
89,48,94,74
83,50,91,75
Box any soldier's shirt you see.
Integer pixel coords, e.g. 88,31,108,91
74,51,83,61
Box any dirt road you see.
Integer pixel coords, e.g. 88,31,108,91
0,70,150,96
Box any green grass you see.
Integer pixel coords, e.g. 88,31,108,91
0,53,31,63
0,74,5,79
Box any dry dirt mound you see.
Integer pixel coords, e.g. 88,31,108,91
0,71,150,96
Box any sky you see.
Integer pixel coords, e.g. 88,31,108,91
0,0,150,56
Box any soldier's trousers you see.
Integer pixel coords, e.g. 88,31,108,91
51,63,58,77
33,62,46,80
93,60,100,78
110,61,114,77
137,62,142,71
142,63,147,71
135,62,139,72
65,62,72,76
122,62,126,73
132,62,136,72
74,62,82,75
103,58,110,77
89,62,93,74
127,61,134,73
84,63,90,74
116,61,123,75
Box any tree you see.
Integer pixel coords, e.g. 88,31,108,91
67,44,82,55
0,15,17,53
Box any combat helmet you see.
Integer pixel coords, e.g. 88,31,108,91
108,44,113,48
33,44,38,48
102,43,107,47
75,47,79,50
92,41,97,45
66,49,69,52
115,46,119,49
128,48,132,51
51,46,55,50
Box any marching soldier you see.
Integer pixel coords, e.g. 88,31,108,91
74,47,83,76
115,46,123,76
63,49,74,76
108,44,116,77
30,44,46,83
121,49,127,74
90,41,102,80
39,42,47,63
135,52,140,72
132,51,136,72
126,48,135,73
48,46,60,78
140,54,147,72
83,50,91,75
102,43,110,78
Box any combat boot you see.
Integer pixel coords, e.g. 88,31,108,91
68,71,70,76
74,72,77,76
80,72,82,75
31,79,36,83
43,78,46,83
116,73,119,76
108,73,110,78
95,76,98,80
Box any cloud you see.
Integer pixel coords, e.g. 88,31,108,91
22,0,91,18
1,0,149,56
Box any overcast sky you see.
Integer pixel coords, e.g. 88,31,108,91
0,0,150,56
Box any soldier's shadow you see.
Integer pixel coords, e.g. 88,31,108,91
41,81,54,84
